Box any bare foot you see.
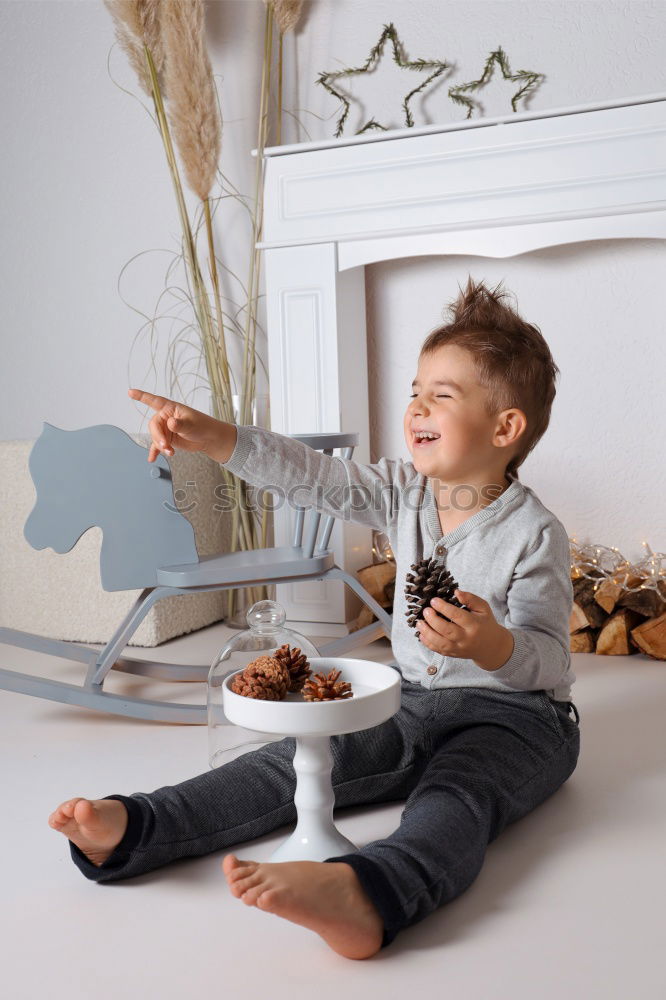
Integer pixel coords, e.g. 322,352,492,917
48,798,128,867
222,854,385,959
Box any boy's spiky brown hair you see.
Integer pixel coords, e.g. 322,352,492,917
420,276,560,480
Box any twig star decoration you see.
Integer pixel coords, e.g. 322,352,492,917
448,46,545,120
316,22,452,138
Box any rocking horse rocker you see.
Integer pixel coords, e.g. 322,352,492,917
0,423,393,724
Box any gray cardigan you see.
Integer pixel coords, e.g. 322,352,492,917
221,425,576,703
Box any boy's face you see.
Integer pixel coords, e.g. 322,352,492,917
404,344,508,483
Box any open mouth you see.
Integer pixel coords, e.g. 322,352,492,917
413,432,441,448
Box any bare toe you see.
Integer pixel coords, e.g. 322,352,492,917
222,854,245,877
74,799,98,826
48,798,84,828
241,884,267,906
254,886,280,911
48,798,85,834
229,873,259,898
235,871,264,897
234,871,266,906
228,863,258,882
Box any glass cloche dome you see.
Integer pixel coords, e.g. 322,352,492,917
207,600,320,769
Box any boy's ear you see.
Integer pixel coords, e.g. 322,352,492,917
494,408,527,448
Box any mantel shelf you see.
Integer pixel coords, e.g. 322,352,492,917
252,90,666,158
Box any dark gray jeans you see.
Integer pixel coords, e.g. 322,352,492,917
70,672,581,950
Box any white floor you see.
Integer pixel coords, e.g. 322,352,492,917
1,620,665,1000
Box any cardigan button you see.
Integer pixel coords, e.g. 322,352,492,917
435,545,446,557
427,665,437,675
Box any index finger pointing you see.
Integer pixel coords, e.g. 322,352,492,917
128,388,172,411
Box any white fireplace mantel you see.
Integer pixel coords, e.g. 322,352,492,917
254,92,666,628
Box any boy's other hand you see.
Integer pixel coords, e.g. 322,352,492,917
127,388,221,464
416,589,515,672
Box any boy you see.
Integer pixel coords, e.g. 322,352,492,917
49,277,580,960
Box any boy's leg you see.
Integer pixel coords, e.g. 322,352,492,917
324,688,581,949
69,675,432,883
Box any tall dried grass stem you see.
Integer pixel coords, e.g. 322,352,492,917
204,199,232,406
277,29,283,144
240,2,272,426
145,43,258,572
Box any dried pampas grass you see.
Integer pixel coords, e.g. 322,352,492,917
265,0,304,35
103,0,166,97
105,0,285,613
161,0,222,202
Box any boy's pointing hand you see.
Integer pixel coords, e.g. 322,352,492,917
127,387,218,464
416,589,515,672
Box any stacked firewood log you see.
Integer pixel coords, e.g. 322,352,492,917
570,571,666,659
349,562,396,633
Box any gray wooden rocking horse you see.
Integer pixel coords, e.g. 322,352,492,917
0,423,393,723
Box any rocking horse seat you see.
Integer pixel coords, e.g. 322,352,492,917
156,546,335,588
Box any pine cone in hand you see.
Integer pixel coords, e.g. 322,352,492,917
302,667,353,702
230,655,290,700
404,557,468,639
273,643,312,693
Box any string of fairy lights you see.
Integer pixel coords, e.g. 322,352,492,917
569,539,665,596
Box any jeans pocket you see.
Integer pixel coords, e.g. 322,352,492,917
538,691,566,737
540,691,581,737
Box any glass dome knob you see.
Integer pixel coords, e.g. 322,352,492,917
246,600,287,632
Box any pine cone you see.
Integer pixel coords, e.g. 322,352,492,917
273,643,312,693
230,655,290,700
302,667,353,702
404,557,468,640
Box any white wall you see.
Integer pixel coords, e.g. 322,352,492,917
1,0,664,560
365,240,666,562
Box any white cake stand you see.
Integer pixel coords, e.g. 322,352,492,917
223,657,401,863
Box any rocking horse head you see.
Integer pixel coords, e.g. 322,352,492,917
24,423,199,591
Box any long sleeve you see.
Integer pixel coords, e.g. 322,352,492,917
219,423,416,534
487,520,574,692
